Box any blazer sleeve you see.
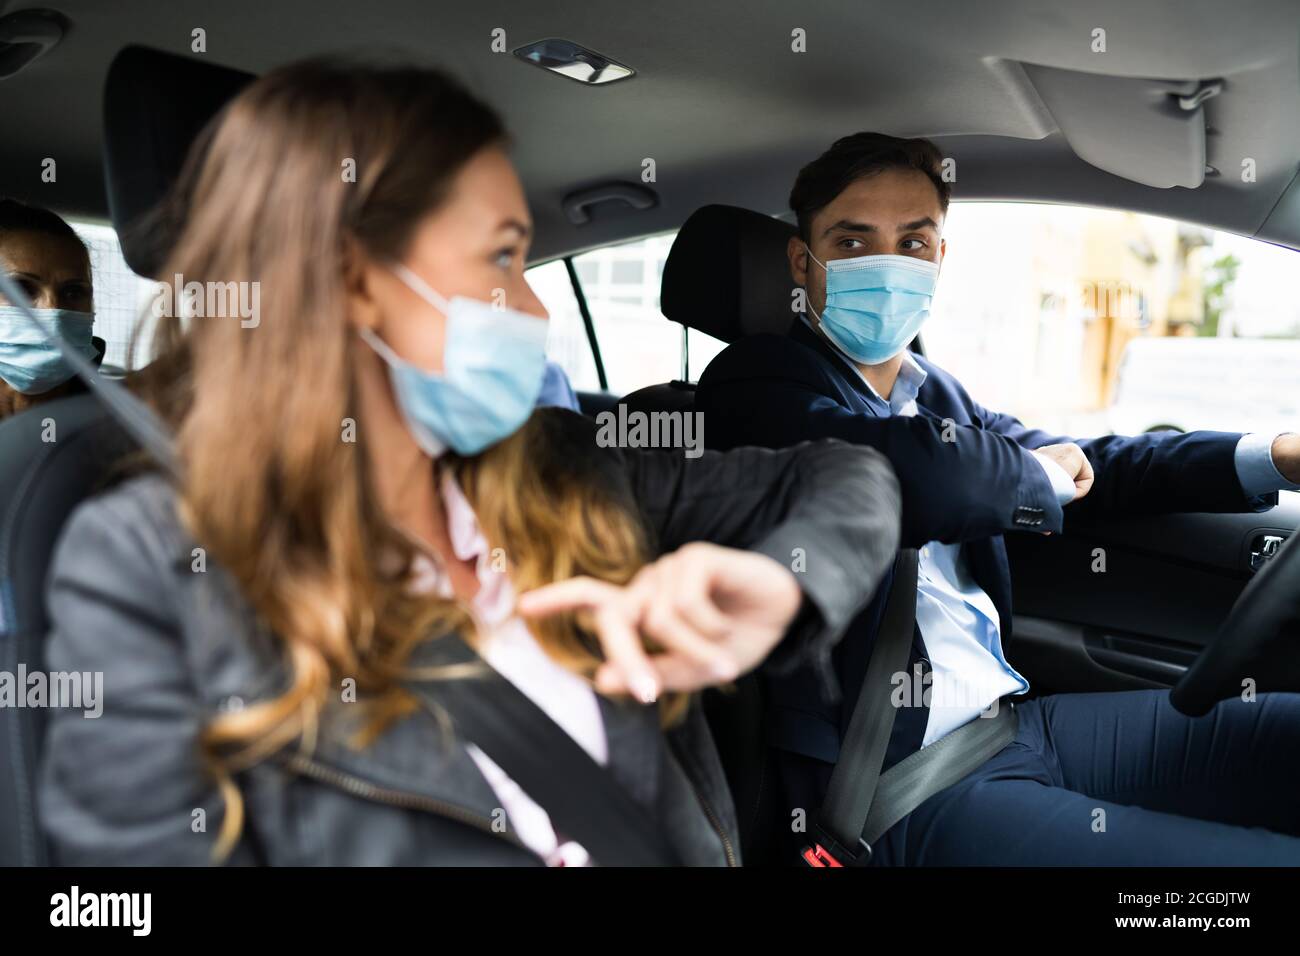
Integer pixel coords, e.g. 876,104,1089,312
617,437,901,693
697,371,1064,546
970,399,1273,518
38,490,239,866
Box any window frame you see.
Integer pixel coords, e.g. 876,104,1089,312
531,228,707,396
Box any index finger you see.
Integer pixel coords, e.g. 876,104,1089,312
516,577,618,617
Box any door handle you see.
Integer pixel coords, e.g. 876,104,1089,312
1250,534,1286,572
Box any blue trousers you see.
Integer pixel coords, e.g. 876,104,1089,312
866,689,1300,865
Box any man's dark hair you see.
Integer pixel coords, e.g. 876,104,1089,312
789,132,951,241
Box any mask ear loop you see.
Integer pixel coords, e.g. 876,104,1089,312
391,262,453,317
356,325,406,367
357,261,454,374
358,262,456,369
804,243,828,273
804,243,827,322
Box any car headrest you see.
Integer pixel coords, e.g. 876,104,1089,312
102,45,254,277
660,204,798,344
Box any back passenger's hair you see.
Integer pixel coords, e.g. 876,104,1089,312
789,132,951,241
0,197,87,251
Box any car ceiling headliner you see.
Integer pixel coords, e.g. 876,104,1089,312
2,0,1299,264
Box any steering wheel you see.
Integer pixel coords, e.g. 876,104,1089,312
1170,526,1300,716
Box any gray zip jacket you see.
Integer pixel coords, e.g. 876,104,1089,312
39,410,899,865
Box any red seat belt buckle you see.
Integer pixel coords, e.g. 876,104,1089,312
801,843,844,867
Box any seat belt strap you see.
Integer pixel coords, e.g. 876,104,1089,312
405,640,683,867
862,699,1018,846
811,548,918,864
806,547,1020,867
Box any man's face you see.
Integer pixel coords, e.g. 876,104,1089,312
789,167,946,319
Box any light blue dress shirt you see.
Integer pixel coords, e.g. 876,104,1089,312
536,360,581,412
802,318,1300,747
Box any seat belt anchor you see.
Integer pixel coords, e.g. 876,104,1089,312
801,826,873,867
801,844,843,867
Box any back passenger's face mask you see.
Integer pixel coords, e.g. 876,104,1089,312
359,264,548,457
0,306,97,394
805,247,939,366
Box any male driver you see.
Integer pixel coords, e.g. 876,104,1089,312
695,132,1300,865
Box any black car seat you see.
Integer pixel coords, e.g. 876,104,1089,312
0,399,138,865
618,204,797,416
0,45,251,866
622,205,801,864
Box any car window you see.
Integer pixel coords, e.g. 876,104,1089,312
528,232,727,395
69,220,159,374
72,219,721,396
926,202,1300,438
526,258,604,392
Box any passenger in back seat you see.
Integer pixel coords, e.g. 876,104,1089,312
0,198,106,421
38,59,901,866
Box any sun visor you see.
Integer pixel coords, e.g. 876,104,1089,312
1022,63,1216,189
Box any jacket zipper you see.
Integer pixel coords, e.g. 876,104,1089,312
666,717,738,867
682,771,737,867
283,753,537,858
696,785,738,868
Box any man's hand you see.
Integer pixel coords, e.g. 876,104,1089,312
516,542,803,702
1035,442,1095,501
1272,433,1300,485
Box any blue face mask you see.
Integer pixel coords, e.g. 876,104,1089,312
806,249,939,365
0,306,98,395
359,264,549,457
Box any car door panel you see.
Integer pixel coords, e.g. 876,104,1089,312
1006,493,1300,694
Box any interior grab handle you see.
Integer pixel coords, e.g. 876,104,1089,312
0,9,67,80
561,183,658,226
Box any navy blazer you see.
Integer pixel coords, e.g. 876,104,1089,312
696,319,1274,775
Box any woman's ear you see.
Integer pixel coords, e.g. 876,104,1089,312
342,238,380,332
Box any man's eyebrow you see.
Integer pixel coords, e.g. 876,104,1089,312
822,219,878,237
5,271,40,280
900,216,939,232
